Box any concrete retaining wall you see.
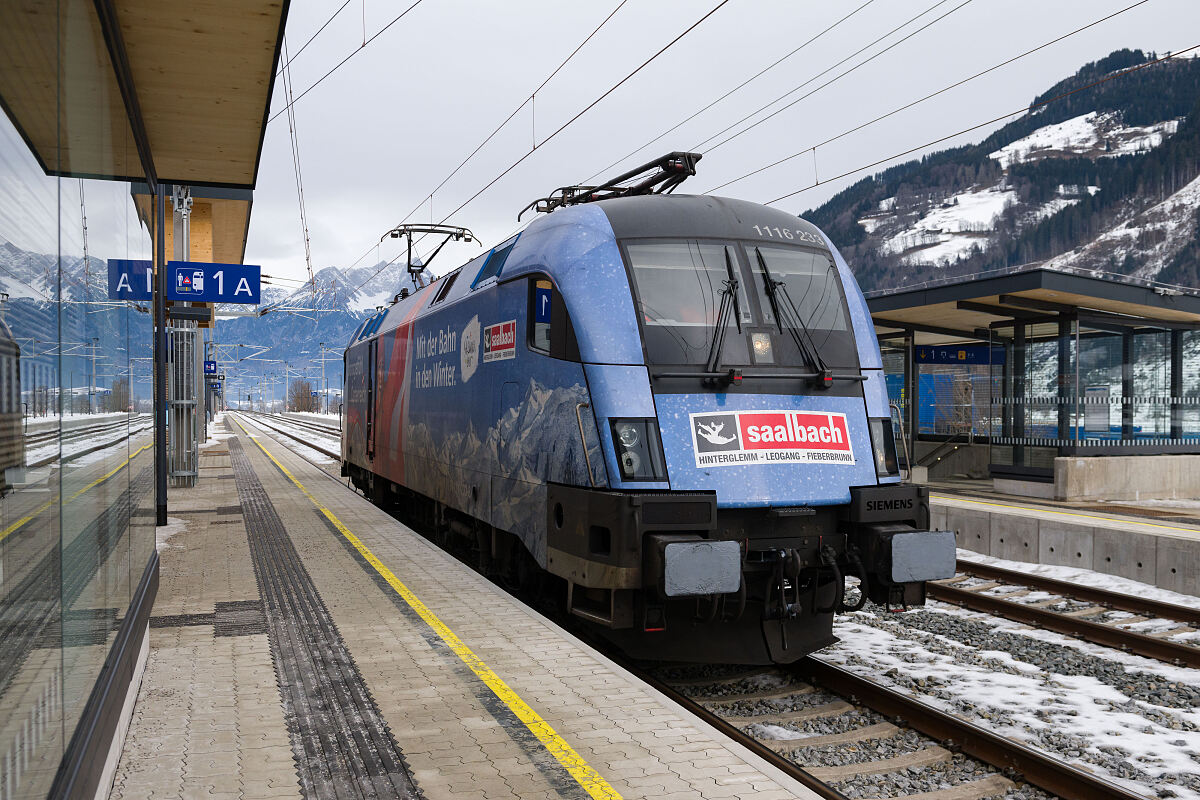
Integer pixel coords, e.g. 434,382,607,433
931,498,1200,596
1053,455,1200,501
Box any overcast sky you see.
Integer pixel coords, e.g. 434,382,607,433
243,0,1200,283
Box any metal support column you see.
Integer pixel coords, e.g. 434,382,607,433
1013,324,1026,466
1121,331,1135,441
905,333,919,455
155,189,167,525
1057,317,1071,446
1170,329,1184,441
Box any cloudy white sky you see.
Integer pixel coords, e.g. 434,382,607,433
244,0,1200,282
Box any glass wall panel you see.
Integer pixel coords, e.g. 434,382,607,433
0,107,66,797
0,0,155,793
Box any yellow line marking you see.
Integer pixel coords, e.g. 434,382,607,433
0,442,153,545
931,493,1200,534
232,416,622,800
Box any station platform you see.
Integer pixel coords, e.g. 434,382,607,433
109,415,818,800
928,480,1200,596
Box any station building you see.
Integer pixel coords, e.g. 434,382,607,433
871,268,1200,500
0,1,287,797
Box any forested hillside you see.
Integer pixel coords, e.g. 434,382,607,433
804,50,1200,292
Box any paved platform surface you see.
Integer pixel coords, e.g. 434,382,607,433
109,415,819,800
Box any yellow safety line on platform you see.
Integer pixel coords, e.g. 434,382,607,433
931,493,1200,535
232,416,623,800
0,442,153,545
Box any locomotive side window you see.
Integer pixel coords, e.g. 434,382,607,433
472,235,519,288
526,276,580,361
430,269,459,305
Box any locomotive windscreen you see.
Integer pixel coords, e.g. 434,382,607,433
623,238,858,370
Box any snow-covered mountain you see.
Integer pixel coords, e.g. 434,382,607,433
807,49,1200,292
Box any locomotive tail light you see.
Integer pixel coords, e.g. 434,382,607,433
869,417,900,477
611,418,667,481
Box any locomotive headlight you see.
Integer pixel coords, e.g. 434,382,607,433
868,417,900,477
615,422,641,449
610,418,667,481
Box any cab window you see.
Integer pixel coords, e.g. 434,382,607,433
527,277,580,361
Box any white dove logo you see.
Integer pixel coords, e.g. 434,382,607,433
696,420,737,446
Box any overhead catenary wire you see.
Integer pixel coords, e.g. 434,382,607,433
275,0,353,77
281,36,317,303
696,0,975,155
268,0,428,125
706,0,1152,195
386,1,630,239
762,45,1200,207
347,0,735,299
583,0,878,185
430,1,736,232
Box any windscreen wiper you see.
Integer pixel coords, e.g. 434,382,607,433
703,247,743,387
755,247,834,389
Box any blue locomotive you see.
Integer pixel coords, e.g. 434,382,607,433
342,154,954,664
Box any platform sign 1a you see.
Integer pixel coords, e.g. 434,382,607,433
168,261,261,304
107,259,154,301
203,360,217,376
534,283,552,323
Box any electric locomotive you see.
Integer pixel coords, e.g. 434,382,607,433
342,153,955,664
0,316,23,496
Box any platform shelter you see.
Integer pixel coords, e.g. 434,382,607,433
869,267,1200,499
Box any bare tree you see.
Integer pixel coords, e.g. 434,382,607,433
288,379,316,413
108,378,130,412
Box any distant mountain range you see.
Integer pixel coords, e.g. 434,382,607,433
805,49,1200,293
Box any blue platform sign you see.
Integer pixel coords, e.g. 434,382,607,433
168,261,260,304
534,285,552,323
203,360,217,376
107,259,153,301
209,383,222,394
915,344,1006,365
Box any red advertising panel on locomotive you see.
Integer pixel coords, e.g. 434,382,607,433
689,410,855,468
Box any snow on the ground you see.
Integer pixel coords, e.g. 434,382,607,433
1043,172,1200,279
877,187,1014,266
958,547,1200,607
822,611,1200,799
244,414,337,465
990,111,1180,169
1114,498,1200,511
155,516,188,552
289,411,341,428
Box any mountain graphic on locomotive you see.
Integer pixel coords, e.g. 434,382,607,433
342,153,956,664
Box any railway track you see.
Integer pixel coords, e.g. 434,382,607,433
928,560,1200,668
252,412,341,439
237,413,340,460
645,658,1147,800
24,416,153,468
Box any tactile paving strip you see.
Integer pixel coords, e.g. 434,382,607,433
228,436,422,799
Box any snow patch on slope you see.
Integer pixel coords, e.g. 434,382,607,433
875,187,1015,266
1044,172,1200,279
990,111,1181,169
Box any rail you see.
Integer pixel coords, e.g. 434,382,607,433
796,658,1148,800
238,413,340,461
930,563,1200,667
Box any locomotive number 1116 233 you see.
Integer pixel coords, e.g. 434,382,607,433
751,224,823,245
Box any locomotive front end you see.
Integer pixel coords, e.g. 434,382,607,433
562,194,955,664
